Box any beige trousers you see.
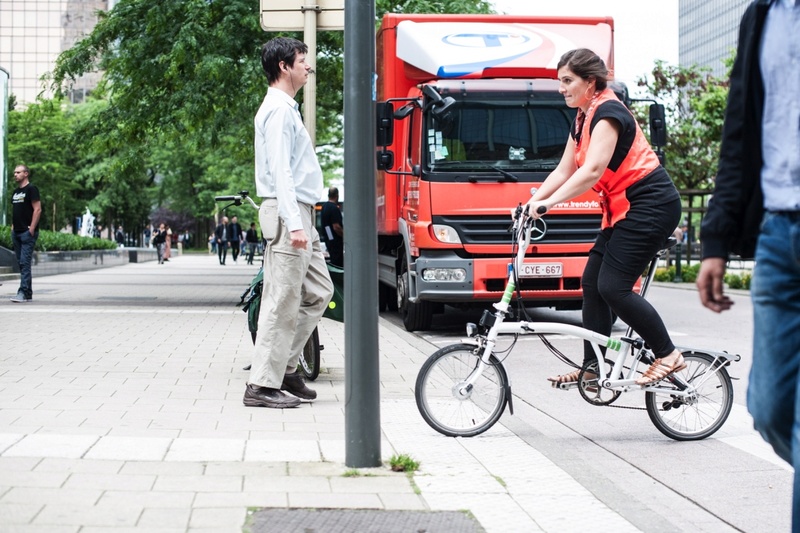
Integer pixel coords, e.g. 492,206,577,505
249,199,333,389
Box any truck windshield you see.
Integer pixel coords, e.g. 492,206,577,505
425,96,576,173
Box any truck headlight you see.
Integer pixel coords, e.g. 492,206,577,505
421,268,467,282
432,224,461,244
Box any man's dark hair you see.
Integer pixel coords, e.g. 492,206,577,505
328,187,339,200
261,37,308,85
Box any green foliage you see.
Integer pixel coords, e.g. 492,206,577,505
388,453,420,472
725,272,752,290
7,99,83,231
0,226,118,252
633,61,729,191
46,0,495,227
653,263,701,284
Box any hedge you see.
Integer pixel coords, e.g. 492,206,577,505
0,225,118,252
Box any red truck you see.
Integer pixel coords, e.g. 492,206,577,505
375,14,662,331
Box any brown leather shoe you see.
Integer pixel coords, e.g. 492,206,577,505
281,372,317,400
243,384,300,408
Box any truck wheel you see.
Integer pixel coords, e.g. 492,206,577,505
398,262,433,331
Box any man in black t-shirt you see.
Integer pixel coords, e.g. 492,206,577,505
10,165,41,303
320,187,343,267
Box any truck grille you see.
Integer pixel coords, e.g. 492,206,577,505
433,215,601,245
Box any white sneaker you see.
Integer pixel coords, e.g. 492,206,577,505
10,292,30,303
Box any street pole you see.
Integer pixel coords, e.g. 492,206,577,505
302,1,317,145
344,0,380,468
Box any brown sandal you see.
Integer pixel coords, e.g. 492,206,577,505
547,369,581,385
635,353,687,386
547,369,598,388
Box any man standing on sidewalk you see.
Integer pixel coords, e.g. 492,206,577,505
228,215,244,265
320,186,344,267
245,222,259,265
696,1,800,529
245,36,333,409
214,216,229,265
10,165,41,303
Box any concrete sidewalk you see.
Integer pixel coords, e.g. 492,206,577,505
0,254,702,531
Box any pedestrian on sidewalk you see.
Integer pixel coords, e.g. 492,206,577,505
10,164,41,303
215,216,229,265
696,1,800,529
245,36,333,409
228,216,244,265
246,222,259,265
152,223,167,264
320,186,344,267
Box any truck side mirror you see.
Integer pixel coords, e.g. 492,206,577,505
649,104,667,148
376,102,394,147
377,149,395,171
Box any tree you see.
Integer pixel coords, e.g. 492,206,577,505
50,0,495,224
7,99,84,231
633,61,729,192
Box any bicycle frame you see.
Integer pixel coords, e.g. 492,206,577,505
462,206,739,396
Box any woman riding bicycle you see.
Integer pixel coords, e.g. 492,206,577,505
525,48,683,387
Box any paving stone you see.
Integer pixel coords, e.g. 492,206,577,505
84,436,172,461
2,434,99,459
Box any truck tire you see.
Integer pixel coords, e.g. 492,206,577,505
398,261,433,331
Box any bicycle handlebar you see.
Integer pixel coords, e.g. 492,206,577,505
214,190,259,210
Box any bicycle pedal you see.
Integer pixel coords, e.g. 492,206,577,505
554,381,579,391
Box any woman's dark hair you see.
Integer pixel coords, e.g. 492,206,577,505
557,48,608,91
261,37,308,85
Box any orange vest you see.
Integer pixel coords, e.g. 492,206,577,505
574,88,662,228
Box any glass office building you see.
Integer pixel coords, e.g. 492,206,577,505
0,0,108,105
679,0,750,78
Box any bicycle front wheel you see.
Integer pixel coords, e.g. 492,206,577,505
415,343,508,437
298,327,321,381
645,351,734,441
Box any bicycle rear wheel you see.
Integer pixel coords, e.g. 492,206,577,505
645,351,733,440
298,327,321,381
415,343,508,437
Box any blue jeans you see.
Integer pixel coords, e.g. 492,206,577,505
11,230,38,298
747,212,800,530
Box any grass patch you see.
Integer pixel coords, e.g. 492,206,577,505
388,453,420,472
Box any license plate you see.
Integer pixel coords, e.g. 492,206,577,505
517,262,563,278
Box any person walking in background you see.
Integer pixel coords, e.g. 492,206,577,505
246,222,259,265
228,216,244,265
115,225,125,247
152,223,167,264
163,225,173,261
10,165,41,303
245,36,333,409
320,186,344,267
696,1,800,529
215,216,229,265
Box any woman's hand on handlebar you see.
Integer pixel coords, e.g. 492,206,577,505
524,200,550,219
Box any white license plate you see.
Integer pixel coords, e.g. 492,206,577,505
517,262,563,278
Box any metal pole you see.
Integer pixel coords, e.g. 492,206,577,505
344,0,380,468
302,2,318,145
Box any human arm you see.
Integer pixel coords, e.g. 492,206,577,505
527,119,619,217
696,257,734,313
29,199,42,235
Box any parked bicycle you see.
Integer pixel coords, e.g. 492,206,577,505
216,191,321,380
415,204,740,441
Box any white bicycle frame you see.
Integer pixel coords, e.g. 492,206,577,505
459,208,739,399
